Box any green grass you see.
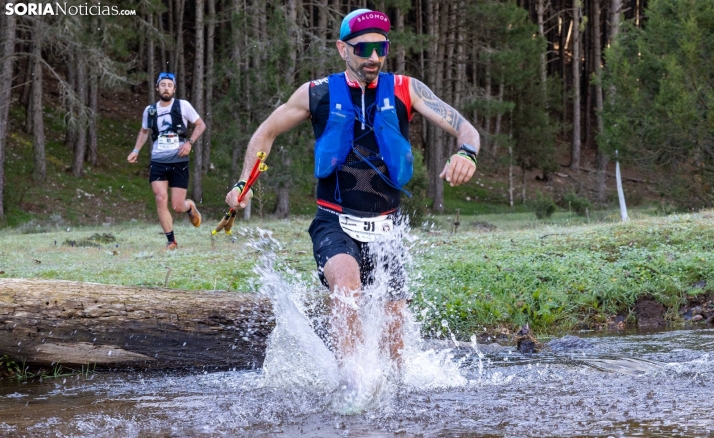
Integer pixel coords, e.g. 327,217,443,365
419,205,661,232
0,218,317,291
2,210,713,339
412,211,714,338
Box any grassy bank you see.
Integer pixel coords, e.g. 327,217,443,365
2,209,713,337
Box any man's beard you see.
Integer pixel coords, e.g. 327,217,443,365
159,91,174,102
351,60,382,84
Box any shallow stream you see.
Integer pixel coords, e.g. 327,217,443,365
2,232,713,437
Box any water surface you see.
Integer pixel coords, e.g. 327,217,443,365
2,231,712,437
1,328,713,437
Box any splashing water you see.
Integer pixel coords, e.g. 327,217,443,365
244,221,468,414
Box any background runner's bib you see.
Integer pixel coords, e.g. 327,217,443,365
338,213,393,242
157,134,180,151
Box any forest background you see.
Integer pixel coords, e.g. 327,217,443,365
0,0,712,227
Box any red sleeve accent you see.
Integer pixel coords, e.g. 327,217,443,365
394,75,413,121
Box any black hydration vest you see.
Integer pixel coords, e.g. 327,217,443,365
147,99,187,142
309,78,411,215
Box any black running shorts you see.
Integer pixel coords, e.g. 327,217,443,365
308,208,407,301
149,161,190,189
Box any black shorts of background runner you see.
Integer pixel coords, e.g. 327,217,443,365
308,208,408,301
149,161,190,189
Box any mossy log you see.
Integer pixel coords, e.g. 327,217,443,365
0,279,274,369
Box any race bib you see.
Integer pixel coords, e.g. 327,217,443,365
339,213,393,243
157,134,180,151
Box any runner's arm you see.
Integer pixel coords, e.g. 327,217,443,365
409,78,480,186
189,118,206,142
226,82,311,208
178,118,206,158
127,127,151,163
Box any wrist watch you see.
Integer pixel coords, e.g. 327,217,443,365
458,143,478,157
188,138,195,145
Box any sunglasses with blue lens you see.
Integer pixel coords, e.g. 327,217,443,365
345,41,390,58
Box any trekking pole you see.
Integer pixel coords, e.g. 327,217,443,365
212,152,268,235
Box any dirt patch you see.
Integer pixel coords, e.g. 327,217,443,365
633,296,666,328
98,87,147,123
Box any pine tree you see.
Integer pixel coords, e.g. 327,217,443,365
603,0,714,208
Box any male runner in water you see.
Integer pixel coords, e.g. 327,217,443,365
226,9,479,371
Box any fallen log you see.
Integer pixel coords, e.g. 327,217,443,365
0,278,274,370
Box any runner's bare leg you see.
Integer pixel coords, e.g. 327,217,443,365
385,299,406,366
151,180,173,233
170,187,191,213
324,254,362,362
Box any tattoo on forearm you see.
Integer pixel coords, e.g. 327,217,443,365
413,79,465,131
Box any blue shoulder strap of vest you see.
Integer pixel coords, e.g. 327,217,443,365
313,73,355,180
373,73,414,194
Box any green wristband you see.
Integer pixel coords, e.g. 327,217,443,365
232,180,253,198
455,151,478,166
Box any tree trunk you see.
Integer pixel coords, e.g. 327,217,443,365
271,0,299,218
425,0,445,212
594,0,608,204
484,52,492,153
583,0,592,148
318,0,328,42
230,0,243,186
147,10,156,105
0,10,16,221
168,0,175,71
570,0,582,171
396,7,405,73
285,0,298,88
455,1,465,111
202,0,216,175
64,50,78,149
492,79,504,156
71,51,88,178
611,0,623,40
23,58,33,134
191,0,205,201
158,10,167,73
471,43,478,128
417,0,424,79
508,145,514,207
560,12,569,137
176,0,186,98
87,69,98,167
537,0,548,105
0,279,273,369
425,0,436,201
257,0,267,65
598,0,623,205
274,186,290,218
31,17,46,183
